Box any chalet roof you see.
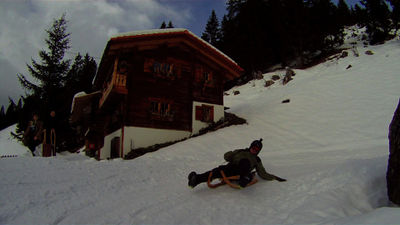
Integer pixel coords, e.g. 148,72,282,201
110,28,240,70
93,28,243,87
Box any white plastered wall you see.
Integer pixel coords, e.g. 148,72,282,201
122,127,191,155
192,101,224,135
100,129,122,160
100,101,224,160
101,126,191,160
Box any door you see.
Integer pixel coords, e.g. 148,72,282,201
110,137,120,159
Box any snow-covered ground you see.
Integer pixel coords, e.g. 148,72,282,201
1,31,400,224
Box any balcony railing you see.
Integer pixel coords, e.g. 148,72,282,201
99,72,128,108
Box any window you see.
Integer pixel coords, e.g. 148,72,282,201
153,61,175,79
196,66,214,87
150,101,159,114
149,98,173,119
144,58,185,80
203,71,212,84
160,102,170,116
195,104,214,123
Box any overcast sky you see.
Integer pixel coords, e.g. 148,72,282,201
0,0,361,108
0,0,227,108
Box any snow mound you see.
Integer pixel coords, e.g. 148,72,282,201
0,124,31,157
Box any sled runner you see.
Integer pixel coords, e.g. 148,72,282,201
207,171,258,189
42,129,56,157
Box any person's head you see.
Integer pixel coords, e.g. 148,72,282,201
50,110,56,117
249,138,263,155
32,113,39,121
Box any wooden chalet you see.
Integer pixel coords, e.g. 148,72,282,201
71,28,243,160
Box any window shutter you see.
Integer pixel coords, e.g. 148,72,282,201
209,106,214,122
195,106,203,121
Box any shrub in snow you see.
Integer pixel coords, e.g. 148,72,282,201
234,90,240,95
362,34,368,41
282,75,293,85
351,46,360,57
254,71,264,80
265,80,275,87
365,50,374,55
387,99,400,205
272,75,280,81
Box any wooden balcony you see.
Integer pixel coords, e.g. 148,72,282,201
99,72,128,109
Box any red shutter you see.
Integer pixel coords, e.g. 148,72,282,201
209,106,214,122
195,106,203,121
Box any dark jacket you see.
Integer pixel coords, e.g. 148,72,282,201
45,116,57,130
23,120,43,144
224,148,275,180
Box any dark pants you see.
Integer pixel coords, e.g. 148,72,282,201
196,159,252,183
27,138,41,156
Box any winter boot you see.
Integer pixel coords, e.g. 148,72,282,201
238,173,253,188
188,171,199,188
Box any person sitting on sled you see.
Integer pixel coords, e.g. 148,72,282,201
188,139,286,188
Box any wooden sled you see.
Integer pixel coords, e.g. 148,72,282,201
207,171,258,189
42,129,56,157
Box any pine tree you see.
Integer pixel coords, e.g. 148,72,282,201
167,21,174,28
5,98,17,127
220,15,229,42
307,0,343,50
361,0,391,44
17,14,71,108
0,105,5,130
15,14,98,151
388,0,400,32
226,0,246,20
337,0,353,26
353,3,368,25
160,21,167,29
201,10,222,46
0,106,5,119
66,53,97,95
219,0,345,76
279,0,309,66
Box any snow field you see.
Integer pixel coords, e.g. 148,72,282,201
1,32,400,223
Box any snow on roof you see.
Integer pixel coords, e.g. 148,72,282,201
73,91,88,99
111,28,242,71
111,28,188,39
71,92,88,113
70,91,101,114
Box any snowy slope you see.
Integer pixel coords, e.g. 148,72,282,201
1,36,400,223
0,124,31,157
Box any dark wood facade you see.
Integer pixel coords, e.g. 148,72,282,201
93,29,242,136
72,29,243,159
